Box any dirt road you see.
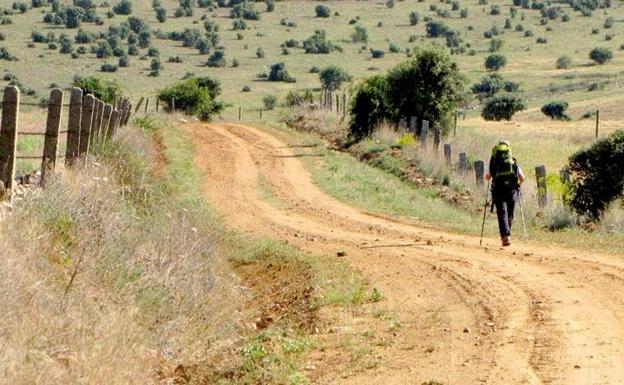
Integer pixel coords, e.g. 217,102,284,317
187,122,624,385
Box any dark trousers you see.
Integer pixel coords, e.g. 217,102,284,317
493,189,517,237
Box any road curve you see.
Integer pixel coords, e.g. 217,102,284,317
186,122,624,385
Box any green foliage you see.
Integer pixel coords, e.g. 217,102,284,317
481,93,526,121
268,62,295,82
569,130,624,219
95,41,113,58
541,101,570,120
155,7,166,22
409,11,420,25
319,65,352,90
256,46,265,58
100,63,118,72
206,50,226,67
233,18,247,30
315,4,330,18
370,48,385,58
484,54,507,71
349,47,464,139
263,94,277,110
73,75,121,104
157,76,223,120
489,38,504,52
425,20,451,37
351,25,368,43
303,30,340,54
231,2,260,20
556,55,572,69
113,0,132,15
589,47,613,64
471,73,519,100
266,0,275,12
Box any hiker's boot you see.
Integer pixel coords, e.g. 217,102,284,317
501,236,511,247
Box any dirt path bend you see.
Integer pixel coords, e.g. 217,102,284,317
187,122,624,385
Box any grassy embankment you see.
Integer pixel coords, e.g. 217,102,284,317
1,112,390,384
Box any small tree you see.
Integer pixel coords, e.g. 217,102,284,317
268,62,294,82
206,50,226,67
156,7,167,22
481,93,526,121
263,95,277,110
319,65,352,90
489,38,504,52
556,55,572,69
157,76,223,120
426,20,451,37
471,73,518,100
349,75,389,140
315,4,330,18
256,47,265,58
113,0,132,15
485,54,507,71
351,25,368,43
409,11,420,25
589,47,613,64
73,75,121,104
568,130,624,219
541,100,569,120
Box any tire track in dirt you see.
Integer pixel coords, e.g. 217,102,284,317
186,122,624,385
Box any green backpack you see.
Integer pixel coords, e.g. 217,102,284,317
491,142,518,190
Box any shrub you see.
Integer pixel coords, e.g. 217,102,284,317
118,55,130,67
303,30,339,54
460,8,468,17
315,4,330,18
64,6,83,28
75,29,94,44
73,75,121,103
409,11,420,25
157,76,223,120
370,49,385,58
568,130,624,219
263,95,277,110
541,100,569,120
389,43,400,53
138,31,151,48
242,85,251,92
150,58,161,71
471,73,519,100
426,20,451,37
481,93,526,121
59,35,73,53
556,55,572,69
113,0,132,15
256,47,265,58
484,54,507,71
351,25,368,43
267,62,294,82
319,65,352,90
266,0,275,12
95,41,113,58
147,47,159,57
233,18,246,30
156,7,166,22
490,4,501,14
349,46,464,139
309,66,320,73
230,2,259,19
100,63,118,72
536,36,547,44
489,38,504,52
32,31,47,43
206,50,226,67
589,47,613,64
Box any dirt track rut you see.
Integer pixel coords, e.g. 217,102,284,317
187,122,624,385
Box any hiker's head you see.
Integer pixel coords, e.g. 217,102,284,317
499,140,510,146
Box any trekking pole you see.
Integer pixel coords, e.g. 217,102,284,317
479,180,491,246
518,190,528,241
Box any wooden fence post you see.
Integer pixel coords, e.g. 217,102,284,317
41,88,63,187
260,108,263,119
134,96,144,113
65,87,82,166
107,110,121,138
79,94,95,156
443,144,452,165
145,98,149,113
156,98,159,112
409,116,417,135
0,86,19,200
118,98,129,127
123,101,132,126
420,120,429,149
238,106,242,121
92,99,104,143
433,126,441,151
453,111,458,136
171,97,175,113
474,160,484,186
595,109,600,138
459,152,468,176
536,165,547,207
101,104,112,138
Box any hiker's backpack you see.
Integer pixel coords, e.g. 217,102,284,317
491,142,518,190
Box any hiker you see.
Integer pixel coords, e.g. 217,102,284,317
485,141,525,247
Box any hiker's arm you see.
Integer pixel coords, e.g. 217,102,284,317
517,167,526,185
485,156,494,181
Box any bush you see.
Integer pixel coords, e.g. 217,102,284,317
489,38,504,52
319,65,352,90
157,76,223,120
370,49,385,58
485,54,507,71
426,20,450,37
230,2,259,20
118,55,129,67
471,73,519,100
303,30,339,54
541,100,569,120
233,18,246,30
481,93,526,121
267,62,295,82
409,11,420,25
349,46,464,140
589,47,613,64
315,4,330,18
100,63,118,72
206,50,226,67
32,31,47,43
156,7,166,22
113,0,132,14
556,55,572,69
73,75,121,104
536,36,547,44
266,0,275,12
568,130,624,219
263,95,277,110
389,43,400,53
147,47,159,57
242,85,251,92
95,41,113,58
351,25,368,43
256,47,265,58
460,8,468,17
150,58,161,71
